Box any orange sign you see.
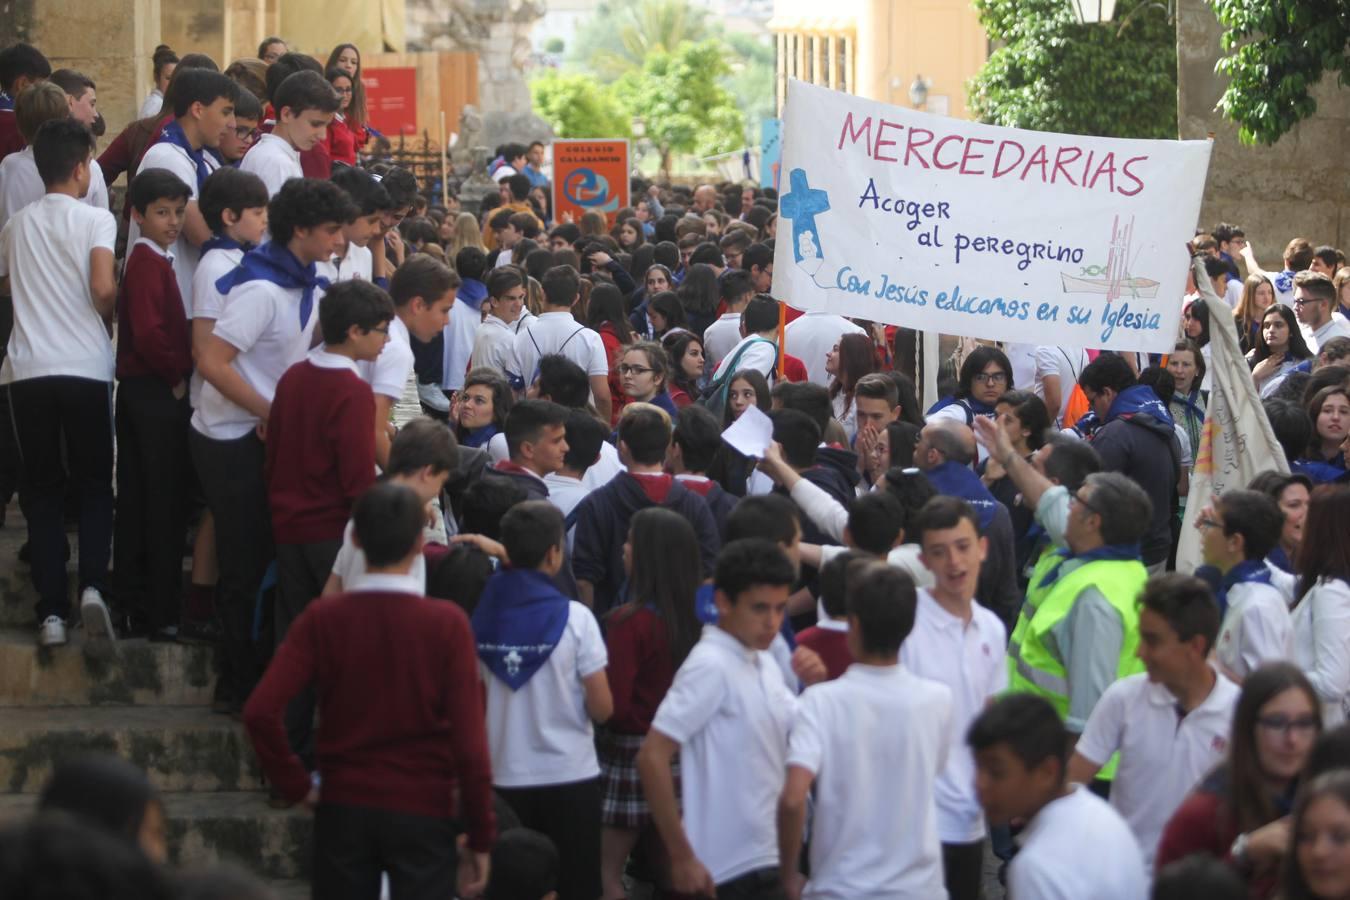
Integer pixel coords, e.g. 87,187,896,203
361,67,418,137
552,140,630,227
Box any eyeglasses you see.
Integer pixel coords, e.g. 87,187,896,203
1070,491,1102,516
1294,297,1324,307
235,127,260,142
973,372,1009,385
618,364,654,376
1256,714,1319,736
1197,516,1223,531
370,325,390,335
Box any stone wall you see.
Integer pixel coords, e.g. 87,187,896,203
1177,0,1350,267
1,0,162,142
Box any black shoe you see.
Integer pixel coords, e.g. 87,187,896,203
17,539,70,566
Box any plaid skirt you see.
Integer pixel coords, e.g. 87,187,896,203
598,729,681,829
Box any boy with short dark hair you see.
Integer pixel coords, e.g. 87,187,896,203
486,829,560,900
322,166,392,285
0,82,76,228
779,561,953,898
217,89,262,165
113,168,194,640
0,117,118,648
572,404,721,612
325,417,460,596
473,500,612,900
244,481,495,899
243,70,339,196
793,549,867,681
639,538,799,898
969,694,1148,900
361,254,457,467
0,42,50,162
470,266,529,376
132,68,241,305
46,69,109,212
192,177,356,707
668,404,739,540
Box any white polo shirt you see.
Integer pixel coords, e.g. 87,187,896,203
1291,576,1350,727
132,139,219,312
711,334,777,385
1304,315,1350,354
190,244,246,409
191,277,321,440
357,315,414,402
482,600,608,787
1010,785,1148,900
1216,580,1293,681
1076,669,1239,867
240,133,302,197
0,148,109,230
329,518,428,591
470,314,520,374
442,293,483,391
1035,345,1091,425
512,310,608,388
316,242,373,284
898,589,1008,843
702,312,744,373
783,311,867,387
650,625,798,885
789,664,951,900
0,193,116,384
488,431,624,491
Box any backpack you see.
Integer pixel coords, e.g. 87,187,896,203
698,338,778,419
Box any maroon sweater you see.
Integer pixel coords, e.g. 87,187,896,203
265,358,376,544
795,625,853,682
243,587,497,850
604,605,678,735
0,110,22,164
115,242,191,384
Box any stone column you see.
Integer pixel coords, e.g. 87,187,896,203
224,0,267,64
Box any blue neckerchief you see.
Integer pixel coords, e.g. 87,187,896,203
1173,388,1205,428
925,460,1000,530
1196,559,1271,616
158,120,212,190
471,568,570,691
1269,546,1295,575
460,424,496,449
1073,409,1101,439
0,92,12,113
458,278,488,311
1106,383,1175,428
925,395,996,421
200,234,252,256
1038,543,1141,589
1275,269,1296,295
216,241,328,329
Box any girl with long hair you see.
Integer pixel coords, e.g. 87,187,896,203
448,211,487,258
1249,470,1312,580
1301,387,1350,476
616,217,645,253
454,368,513,448
661,329,705,409
587,282,634,425
1235,274,1277,354
1168,340,1208,459
676,263,721,337
1281,770,1350,900
646,291,686,341
1157,663,1324,895
324,44,368,165
709,370,774,496
1250,304,1314,399
826,332,877,442
618,342,678,417
598,507,703,900
1292,484,1350,725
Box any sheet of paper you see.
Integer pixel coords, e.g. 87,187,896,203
721,404,774,459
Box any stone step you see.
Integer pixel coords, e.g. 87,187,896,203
0,628,217,707
0,706,262,794
0,790,311,881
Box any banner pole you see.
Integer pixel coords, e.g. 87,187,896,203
439,111,449,209
777,302,787,379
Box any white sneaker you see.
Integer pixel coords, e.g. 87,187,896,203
38,616,67,647
80,587,117,647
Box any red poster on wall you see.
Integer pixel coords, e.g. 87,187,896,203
361,67,418,136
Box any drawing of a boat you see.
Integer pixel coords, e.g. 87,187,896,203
1061,272,1160,298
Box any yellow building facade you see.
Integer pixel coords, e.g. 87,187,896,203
768,0,988,119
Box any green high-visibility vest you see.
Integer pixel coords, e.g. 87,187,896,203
1007,556,1148,778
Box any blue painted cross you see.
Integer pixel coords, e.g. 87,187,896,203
780,167,830,263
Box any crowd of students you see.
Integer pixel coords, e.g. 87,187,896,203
3,33,1350,900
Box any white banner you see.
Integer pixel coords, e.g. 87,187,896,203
1175,257,1289,573
773,80,1213,353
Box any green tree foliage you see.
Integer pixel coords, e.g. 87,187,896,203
530,70,632,139
1210,0,1349,145
613,40,744,176
968,0,1177,138
572,0,710,82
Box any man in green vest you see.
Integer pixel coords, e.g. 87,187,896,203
1006,471,1153,739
